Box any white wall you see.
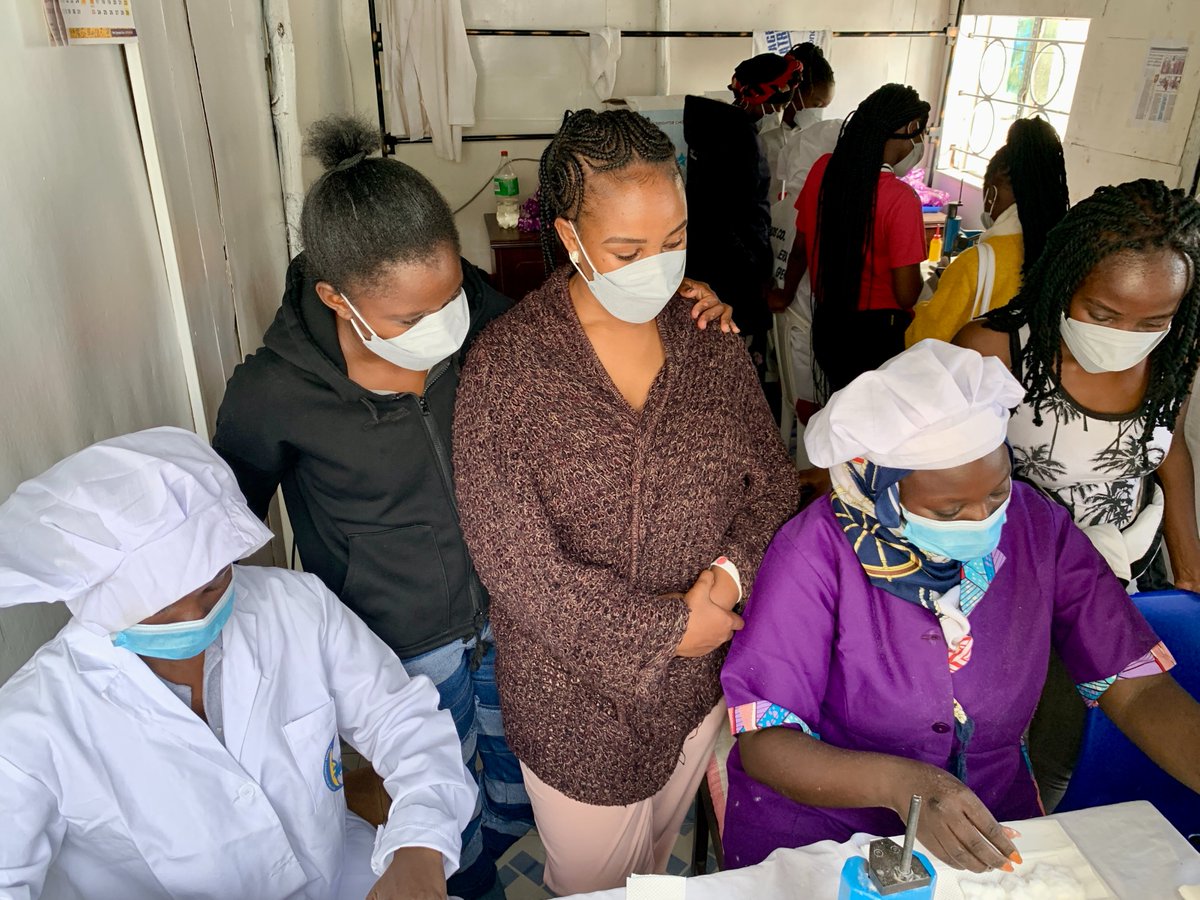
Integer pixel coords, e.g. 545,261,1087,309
965,0,1200,199
0,5,195,683
292,0,952,272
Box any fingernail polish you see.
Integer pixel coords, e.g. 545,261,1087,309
1001,863,1014,873
1009,851,1023,865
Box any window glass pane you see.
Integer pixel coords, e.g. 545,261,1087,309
940,15,1090,181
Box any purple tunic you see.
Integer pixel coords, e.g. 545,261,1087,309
720,481,1161,869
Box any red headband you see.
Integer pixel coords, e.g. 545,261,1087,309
732,57,802,106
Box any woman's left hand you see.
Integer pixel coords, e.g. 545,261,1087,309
680,278,740,334
366,847,447,900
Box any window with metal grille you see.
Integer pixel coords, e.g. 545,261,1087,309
940,15,1091,181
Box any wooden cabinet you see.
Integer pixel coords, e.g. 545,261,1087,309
486,213,560,302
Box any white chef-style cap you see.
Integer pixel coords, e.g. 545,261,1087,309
805,339,1026,471
0,427,272,635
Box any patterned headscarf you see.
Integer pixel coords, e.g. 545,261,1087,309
829,457,1010,784
828,458,961,607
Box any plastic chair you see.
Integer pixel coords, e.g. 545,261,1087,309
1055,589,1200,840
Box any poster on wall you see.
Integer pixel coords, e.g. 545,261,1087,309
1133,41,1188,124
754,30,832,58
43,0,138,46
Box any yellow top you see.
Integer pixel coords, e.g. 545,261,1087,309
906,231,1025,346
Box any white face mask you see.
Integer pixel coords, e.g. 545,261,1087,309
341,288,470,372
755,110,780,132
890,139,923,178
1059,314,1171,374
790,93,825,131
568,222,687,324
980,184,999,231
793,106,825,130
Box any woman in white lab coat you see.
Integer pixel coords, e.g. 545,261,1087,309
760,42,837,204
0,427,475,900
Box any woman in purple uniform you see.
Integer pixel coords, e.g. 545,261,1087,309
721,340,1200,875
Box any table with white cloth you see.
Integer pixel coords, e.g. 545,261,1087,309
561,802,1200,900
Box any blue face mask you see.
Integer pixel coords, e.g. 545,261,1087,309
112,579,236,660
900,495,1010,562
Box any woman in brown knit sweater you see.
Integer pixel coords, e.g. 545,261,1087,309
454,109,800,894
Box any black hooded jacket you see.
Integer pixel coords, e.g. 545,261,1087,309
213,254,511,658
683,94,773,339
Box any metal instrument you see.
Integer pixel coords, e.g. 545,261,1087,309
837,795,937,900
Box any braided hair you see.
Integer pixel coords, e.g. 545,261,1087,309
538,108,679,273
300,115,459,291
814,84,930,314
986,117,1069,275
986,179,1200,451
787,42,835,100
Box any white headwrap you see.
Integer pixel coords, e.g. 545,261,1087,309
0,427,273,635
805,339,1026,470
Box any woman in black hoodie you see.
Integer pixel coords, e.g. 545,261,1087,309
213,116,734,900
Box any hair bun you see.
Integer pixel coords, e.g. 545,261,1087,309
304,116,378,171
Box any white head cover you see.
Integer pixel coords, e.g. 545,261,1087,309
805,339,1026,470
0,427,272,635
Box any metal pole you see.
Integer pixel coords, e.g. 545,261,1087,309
899,795,923,878
926,0,967,182
366,0,389,156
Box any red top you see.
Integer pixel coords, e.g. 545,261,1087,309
795,154,927,312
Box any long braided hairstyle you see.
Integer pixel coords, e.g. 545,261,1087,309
814,84,930,313
538,108,679,273
787,42,835,101
986,179,1200,451
986,116,1069,275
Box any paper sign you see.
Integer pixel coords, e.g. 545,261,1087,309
52,0,138,45
755,30,832,57
1134,42,1188,124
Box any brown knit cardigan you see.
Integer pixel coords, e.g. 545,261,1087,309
453,267,800,806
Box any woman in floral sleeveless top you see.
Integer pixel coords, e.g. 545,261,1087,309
956,178,1200,809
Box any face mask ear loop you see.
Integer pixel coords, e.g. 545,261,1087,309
568,221,603,284
340,293,379,344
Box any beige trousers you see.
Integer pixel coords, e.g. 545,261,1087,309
520,702,726,896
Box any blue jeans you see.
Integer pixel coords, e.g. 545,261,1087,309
403,623,533,899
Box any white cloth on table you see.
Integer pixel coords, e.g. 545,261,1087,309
626,874,687,900
557,802,1200,900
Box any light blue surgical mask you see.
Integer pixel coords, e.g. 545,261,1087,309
112,579,236,660
900,495,1010,562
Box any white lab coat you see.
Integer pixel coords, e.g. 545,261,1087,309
379,0,477,162
0,565,476,900
765,118,843,407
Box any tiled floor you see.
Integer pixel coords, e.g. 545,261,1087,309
494,802,719,898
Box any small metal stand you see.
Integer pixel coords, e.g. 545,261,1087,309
866,796,935,896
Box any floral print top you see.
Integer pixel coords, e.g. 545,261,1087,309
1008,330,1173,532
